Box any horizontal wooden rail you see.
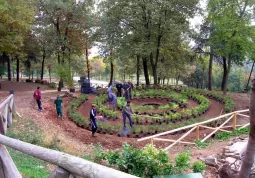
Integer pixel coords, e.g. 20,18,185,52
165,127,197,150
137,109,249,142
199,125,231,133
0,134,138,178
153,138,195,145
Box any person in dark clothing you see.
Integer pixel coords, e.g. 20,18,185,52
33,86,42,112
116,82,123,97
123,82,130,100
90,104,103,137
127,81,133,100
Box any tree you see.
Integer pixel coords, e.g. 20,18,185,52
99,0,199,86
38,0,94,89
239,72,255,177
206,0,254,95
90,56,106,80
0,0,35,81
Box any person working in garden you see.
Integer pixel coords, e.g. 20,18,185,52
90,104,103,137
127,81,133,100
54,95,64,120
123,82,130,100
109,92,117,111
33,86,42,112
116,82,123,97
107,85,113,102
122,100,135,128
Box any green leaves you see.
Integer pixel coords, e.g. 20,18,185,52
0,0,35,53
192,161,206,173
86,143,206,177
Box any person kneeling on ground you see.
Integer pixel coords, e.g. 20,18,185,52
90,104,103,137
54,95,64,120
122,100,135,128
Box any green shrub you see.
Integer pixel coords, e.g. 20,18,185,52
192,161,206,173
216,127,249,141
49,82,57,88
195,140,208,149
175,152,191,173
85,143,196,177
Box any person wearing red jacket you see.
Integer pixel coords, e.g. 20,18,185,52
33,86,42,112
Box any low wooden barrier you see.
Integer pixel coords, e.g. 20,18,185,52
0,95,138,178
138,109,250,151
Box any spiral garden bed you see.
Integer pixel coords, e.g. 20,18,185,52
67,86,235,139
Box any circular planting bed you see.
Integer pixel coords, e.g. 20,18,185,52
67,86,235,138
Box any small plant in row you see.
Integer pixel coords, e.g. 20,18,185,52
67,94,90,128
133,89,188,106
172,87,235,113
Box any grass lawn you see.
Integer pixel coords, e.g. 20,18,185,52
6,115,52,178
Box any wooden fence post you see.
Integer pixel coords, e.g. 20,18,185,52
0,145,22,178
7,97,14,127
3,104,8,135
48,167,73,178
196,125,200,141
233,113,237,131
150,138,154,145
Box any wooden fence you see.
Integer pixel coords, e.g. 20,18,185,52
137,109,250,151
0,95,138,178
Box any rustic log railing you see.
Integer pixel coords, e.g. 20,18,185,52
137,109,250,151
0,95,138,178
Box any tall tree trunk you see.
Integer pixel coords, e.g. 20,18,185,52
57,51,63,91
41,48,46,80
238,73,255,178
86,48,90,80
158,77,160,85
222,57,231,95
49,66,52,83
176,76,179,86
151,33,162,86
246,61,255,91
208,47,213,90
150,53,158,85
142,58,150,85
16,57,20,82
108,61,114,87
222,57,228,91
7,55,12,81
136,55,140,86
68,48,71,71
12,63,15,79
32,71,34,81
